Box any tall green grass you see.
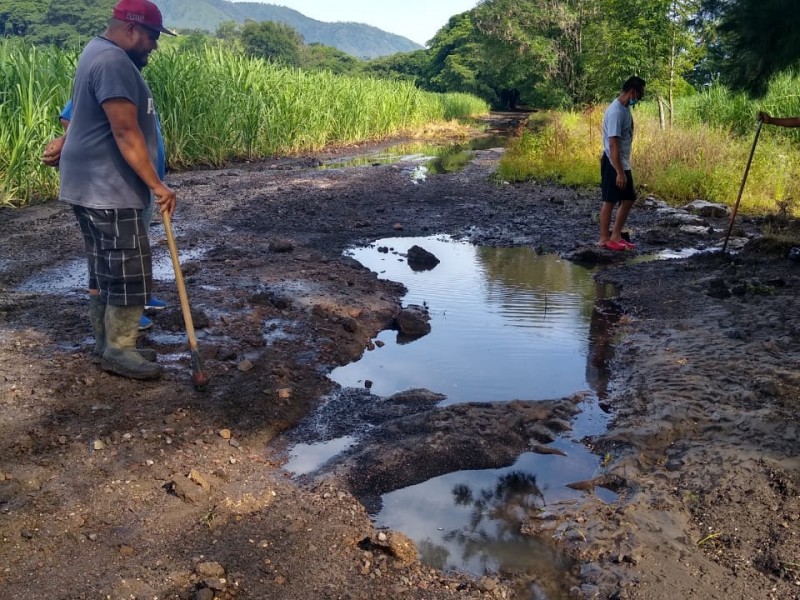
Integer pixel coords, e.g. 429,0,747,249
0,41,74,205
499,80,800,216
0,40,488,207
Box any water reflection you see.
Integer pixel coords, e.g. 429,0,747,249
330,237,601,404
319,136,508,174
377,432,611,580
585,282,619,401
284,436,356,475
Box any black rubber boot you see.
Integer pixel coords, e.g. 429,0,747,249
101,305,162,380
89,296,156,362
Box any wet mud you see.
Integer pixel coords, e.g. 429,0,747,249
0,112,798,599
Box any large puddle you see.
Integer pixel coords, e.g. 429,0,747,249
331,237,609,402
287,236,620,586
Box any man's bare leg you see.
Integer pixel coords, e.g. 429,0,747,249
599,201,614,245
610,200,634,241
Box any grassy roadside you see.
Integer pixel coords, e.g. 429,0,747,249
498,78,800,217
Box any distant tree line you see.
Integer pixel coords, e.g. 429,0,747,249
0,0,115,46
1,0,796,109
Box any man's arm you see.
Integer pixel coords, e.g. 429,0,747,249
102,98,176,216
41,117,69,167
759,112,800,128
608,136,626,189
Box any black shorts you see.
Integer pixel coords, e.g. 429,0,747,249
72,205,153,306
600,154,636,204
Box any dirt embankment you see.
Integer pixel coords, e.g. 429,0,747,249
0,113,798,599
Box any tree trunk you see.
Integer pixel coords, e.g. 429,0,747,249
658,98,667,130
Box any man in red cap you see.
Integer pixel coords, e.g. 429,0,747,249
48,0,177,380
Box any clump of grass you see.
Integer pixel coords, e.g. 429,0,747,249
497,108,601,187
0,41,74,206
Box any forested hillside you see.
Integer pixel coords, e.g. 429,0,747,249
0,0,421,57
158,0,422,58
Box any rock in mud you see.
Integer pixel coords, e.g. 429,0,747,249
269,238,295,253
196,561,225,578
707,278,731,298
387,388,445,404
188,469,211,492
683,200,729,218
194,589,214,600
167,475,207,504
372,531,418,565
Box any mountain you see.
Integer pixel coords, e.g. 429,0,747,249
157,0,423,58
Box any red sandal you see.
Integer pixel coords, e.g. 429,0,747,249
602,240,629,251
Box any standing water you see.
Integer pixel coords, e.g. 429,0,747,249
331,236,608,402
287,236,618,590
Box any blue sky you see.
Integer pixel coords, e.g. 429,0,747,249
267,1,480,46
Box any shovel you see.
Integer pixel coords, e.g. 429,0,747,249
162,211,209,391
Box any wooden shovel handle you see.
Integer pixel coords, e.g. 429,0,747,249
161,211,199,351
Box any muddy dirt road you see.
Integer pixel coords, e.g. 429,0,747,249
0,114,798,599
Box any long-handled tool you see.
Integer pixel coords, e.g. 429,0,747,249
162,211,209,391
722,120,763,253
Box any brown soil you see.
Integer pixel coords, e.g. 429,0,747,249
0,113,798,600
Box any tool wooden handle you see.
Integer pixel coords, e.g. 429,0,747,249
723,120,762,253
162,211,199,351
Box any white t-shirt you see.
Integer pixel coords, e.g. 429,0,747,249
602,98,634,171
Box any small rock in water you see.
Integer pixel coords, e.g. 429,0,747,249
396,305,431,337
407,245,440,271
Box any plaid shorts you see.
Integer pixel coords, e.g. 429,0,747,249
72,205,153,306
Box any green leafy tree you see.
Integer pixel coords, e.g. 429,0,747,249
240,19,303,67
473,0,561,106
425,13,497,104
362,50,430,85
0,0,114,46
584,0,701,124
215,20,239,41
174,28,213,54
300,43,361,75
701,0,800,95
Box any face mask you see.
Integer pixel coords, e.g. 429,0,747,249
628,97,637,107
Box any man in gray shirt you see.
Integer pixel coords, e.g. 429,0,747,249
599,76,645,251
55,0,176,380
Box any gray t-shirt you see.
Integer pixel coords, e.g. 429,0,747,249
59,37,157,210
601,98,634,171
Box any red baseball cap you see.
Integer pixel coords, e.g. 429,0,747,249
112,0,176,36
